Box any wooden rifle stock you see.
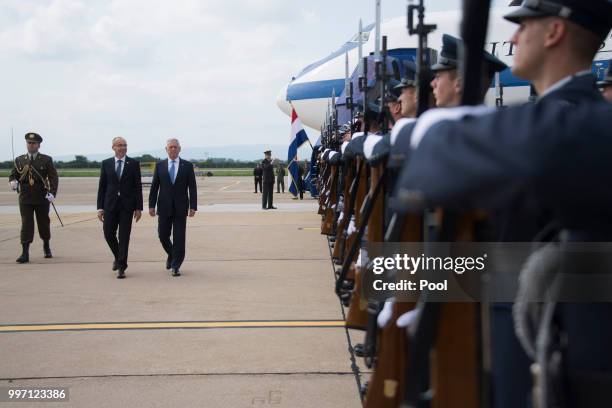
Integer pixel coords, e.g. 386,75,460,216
403,212,483,408
365,214,422,408
332,160,357,262
321,164,339,236
335,158,370,295
346,162,386,330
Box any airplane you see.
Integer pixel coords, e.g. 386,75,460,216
276,6,612,131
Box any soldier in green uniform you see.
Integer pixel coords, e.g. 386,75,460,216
8,132,59,263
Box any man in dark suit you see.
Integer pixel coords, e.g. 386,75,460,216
261,150,276,210
97,137,143,279
148,138,197,277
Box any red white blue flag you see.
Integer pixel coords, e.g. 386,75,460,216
288,106,310,197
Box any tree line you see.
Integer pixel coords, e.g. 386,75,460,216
0,155,273,169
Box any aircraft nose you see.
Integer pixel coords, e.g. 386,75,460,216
276,84,291,117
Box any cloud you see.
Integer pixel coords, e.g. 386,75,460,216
0,0,92,60
0,0,354,159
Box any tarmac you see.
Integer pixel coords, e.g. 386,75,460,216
0,176,368,408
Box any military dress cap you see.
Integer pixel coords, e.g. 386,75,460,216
504,0,612,39
431,34,508,74
395,61,417,88
388,79,403,100
25,132,42,143
338,123,351,135
598,62,612,87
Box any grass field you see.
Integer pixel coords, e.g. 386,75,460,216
0,168,254,177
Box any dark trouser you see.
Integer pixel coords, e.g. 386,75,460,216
277,178,284,193
20,202,51,244
262,182,274,208
103,205,134,268
254,177,262,193
157,215,187,269
491,303,533,408
559,303,612,407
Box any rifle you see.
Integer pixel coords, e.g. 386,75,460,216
408,0,437,117
402,1,491,407
346,154,386,330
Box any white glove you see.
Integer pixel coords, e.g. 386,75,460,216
46,193,55,203
9,180,18,191
377,300,395,328
397,309,419,328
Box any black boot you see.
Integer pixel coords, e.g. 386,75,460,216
43,240,53,258
16,243,30,264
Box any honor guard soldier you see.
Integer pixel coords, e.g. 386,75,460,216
393,1,612,406
430,34,507,108
598,61,612,102
276,163,286,194
9,132,58,263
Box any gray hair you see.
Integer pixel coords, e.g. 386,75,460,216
112,136,126,146
166,138,181,147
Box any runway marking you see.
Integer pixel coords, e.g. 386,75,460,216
0,320,346,333
301,227,321,231
218,181,241,191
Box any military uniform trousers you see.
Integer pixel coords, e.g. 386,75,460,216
254,177,262,193
262,182,274,209
276,177,284,193
19,201,51,244
102,200,134,269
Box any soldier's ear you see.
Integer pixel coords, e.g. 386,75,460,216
543,18,567,48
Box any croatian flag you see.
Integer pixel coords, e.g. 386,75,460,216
288,106,310,197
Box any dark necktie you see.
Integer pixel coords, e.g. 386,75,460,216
116,159,123,179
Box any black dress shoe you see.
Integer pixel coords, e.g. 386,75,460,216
117,268,126,279
112,261,118,271
166,256,172,270
171,268,181,277
267,206,277,210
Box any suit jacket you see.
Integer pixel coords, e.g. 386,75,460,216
97,156,143,212
148,158,197,217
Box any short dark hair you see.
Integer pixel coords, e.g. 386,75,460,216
565,20,602,63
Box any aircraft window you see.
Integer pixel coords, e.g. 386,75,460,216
349,32,370,43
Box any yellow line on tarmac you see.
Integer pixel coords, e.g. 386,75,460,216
302,227,320,231
0,320,346,333
218,181,241,191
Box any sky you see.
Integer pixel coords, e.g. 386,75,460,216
0,0,509,161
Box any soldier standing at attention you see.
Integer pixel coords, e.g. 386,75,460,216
276,163,285,194
9,132,58,263
253,164,262,193
261,150,276,210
